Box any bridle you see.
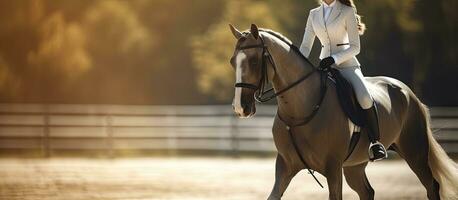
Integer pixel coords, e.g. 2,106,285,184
233,36,273,103
234,35,318,103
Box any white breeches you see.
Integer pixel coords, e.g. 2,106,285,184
338,67,374,109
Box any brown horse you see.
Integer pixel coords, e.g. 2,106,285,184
229,24,457,200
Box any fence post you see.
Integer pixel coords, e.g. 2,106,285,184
230,115,239,157
106,115,114,158
43,104,50,157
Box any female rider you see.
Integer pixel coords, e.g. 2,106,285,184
299,0,387,161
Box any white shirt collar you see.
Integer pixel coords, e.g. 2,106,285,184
323,0,337,8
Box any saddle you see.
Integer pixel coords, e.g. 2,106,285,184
326,68,365,161
328,68,366,127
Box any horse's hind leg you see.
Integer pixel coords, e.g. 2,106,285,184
267,154,299,200
393,110,440,199
343,162,374,200
393,141,440,199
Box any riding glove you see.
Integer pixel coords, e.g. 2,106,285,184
319,57,335,71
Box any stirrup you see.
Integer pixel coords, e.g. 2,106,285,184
368,141,387,162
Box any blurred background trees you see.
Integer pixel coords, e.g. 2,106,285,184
0,0,456,105
191,1,283,100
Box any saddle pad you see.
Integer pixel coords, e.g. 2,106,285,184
329,68,365,127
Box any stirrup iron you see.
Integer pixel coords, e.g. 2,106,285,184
368,141,387,162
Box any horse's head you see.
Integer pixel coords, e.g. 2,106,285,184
229,24,264,118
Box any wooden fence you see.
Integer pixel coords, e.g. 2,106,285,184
0,104,456,156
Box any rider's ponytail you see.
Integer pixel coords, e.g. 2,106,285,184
337,0,366,35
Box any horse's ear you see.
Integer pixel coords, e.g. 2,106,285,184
250,24,259,39
229,24,242,40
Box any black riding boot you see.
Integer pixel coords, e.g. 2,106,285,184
365,102,387,161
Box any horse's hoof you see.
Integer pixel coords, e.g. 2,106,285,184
267,196,281,200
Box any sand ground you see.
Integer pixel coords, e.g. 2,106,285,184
0,157,428,200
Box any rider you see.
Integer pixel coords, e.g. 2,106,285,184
299,0,387,161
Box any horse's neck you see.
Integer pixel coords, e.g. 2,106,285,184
263,34,321,121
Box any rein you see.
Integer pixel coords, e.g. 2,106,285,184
234,33,328,188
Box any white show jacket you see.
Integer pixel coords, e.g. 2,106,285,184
300,1,361,68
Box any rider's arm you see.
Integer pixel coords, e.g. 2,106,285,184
332,9,361,65
299,11,316,58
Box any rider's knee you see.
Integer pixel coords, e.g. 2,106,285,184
359,94,374,109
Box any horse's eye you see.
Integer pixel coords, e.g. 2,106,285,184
250,59,258,66
230,57,236,66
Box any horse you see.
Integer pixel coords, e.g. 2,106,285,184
228,24,457,200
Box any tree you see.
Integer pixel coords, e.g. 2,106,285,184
191,0,283,100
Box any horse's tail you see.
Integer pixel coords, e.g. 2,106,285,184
417,99,458,199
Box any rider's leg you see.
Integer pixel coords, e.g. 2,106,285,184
339,67,387,161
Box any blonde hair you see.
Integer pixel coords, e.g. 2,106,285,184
320,0,366,35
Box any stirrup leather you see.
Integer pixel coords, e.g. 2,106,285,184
368,141,387,161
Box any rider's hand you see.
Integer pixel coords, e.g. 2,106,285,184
319,57,335,71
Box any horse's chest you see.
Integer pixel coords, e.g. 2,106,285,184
272,118,324,164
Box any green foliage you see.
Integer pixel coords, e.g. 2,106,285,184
0,0,455,105
191,0,282,100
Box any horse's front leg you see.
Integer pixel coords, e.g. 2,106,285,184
325,165,343,200
267,154,299,200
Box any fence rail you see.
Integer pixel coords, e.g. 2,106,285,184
0,104,456,156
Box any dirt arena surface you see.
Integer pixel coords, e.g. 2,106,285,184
0,157,429,200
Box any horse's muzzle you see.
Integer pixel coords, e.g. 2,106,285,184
233,101,256,118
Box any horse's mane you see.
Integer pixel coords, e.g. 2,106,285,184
258,28,293,46
241,27,313,66
257,28,314,67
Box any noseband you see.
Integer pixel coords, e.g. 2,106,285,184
234,36,317,103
